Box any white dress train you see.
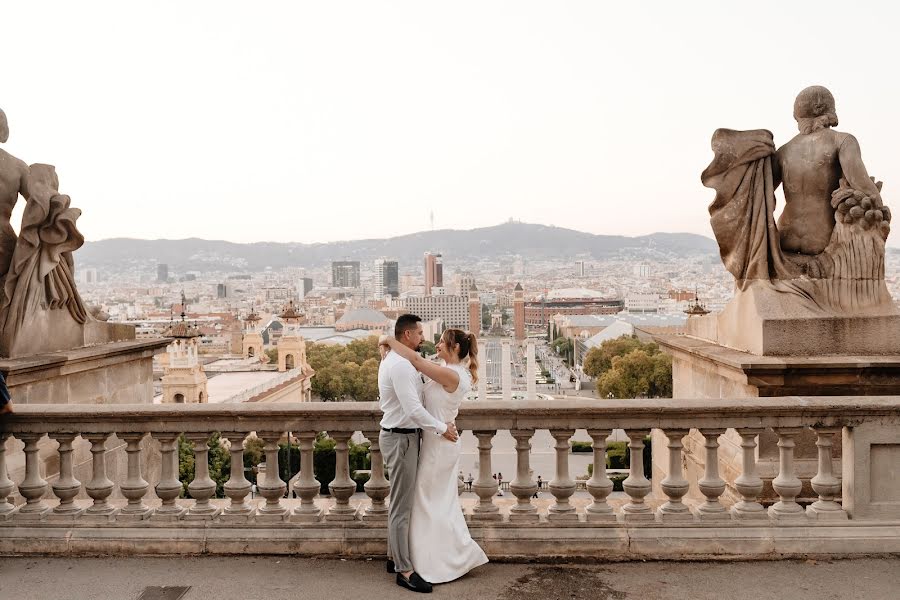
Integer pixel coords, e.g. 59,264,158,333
409,363,488,583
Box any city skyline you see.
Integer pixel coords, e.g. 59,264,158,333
4,2,899,246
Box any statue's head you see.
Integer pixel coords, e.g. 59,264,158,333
0,108,8,144
793,86,838,134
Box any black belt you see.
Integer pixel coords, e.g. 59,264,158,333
381,427,421,434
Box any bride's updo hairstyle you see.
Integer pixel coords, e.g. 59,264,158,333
442,329,479,385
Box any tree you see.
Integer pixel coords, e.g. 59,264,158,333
307,336,382,401
583,336,646,378
178,432,231,498
264,348,279,364
596,349,672,398
419,341,437,356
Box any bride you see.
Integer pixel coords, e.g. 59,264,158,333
379,328,488,584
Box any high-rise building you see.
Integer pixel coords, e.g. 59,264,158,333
298,277,313,299
374,259,399,299
468,283,481,335
575,260,586,277
332,261,361,288
424,252,443,295
216,283,231,299
403,294,468,329
458,273,476,297
157,263,169,283
513,282,525,340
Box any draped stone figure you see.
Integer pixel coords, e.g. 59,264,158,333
695,87,898,355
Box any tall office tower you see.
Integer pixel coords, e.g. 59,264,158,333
468,283,481,335
424,252,443,295
575,260,586,277
332,261,361,288
513,282,525,340
374,259,400,299
458,273,476,297
157,263,169,283
216,283,230,299
298,277,313,299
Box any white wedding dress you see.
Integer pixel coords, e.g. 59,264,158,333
409,363,488,583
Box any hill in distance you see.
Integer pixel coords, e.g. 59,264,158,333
78,222,718,272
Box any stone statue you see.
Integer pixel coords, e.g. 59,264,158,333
702,86,892,314
0,108,130,357
697,87,897,355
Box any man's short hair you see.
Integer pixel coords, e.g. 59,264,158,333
395,314,422,338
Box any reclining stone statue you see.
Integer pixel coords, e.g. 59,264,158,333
696,87,898,355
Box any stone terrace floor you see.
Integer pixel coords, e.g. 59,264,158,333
1,556,898,600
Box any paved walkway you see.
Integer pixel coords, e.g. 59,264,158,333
1,556,898,600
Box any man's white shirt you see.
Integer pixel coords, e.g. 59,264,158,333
378,350,447,435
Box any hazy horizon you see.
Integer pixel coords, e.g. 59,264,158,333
5,1,900,247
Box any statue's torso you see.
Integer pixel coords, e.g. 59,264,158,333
776,128,848,255
0,149,27,223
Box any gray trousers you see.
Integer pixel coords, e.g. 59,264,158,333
380,430,419,573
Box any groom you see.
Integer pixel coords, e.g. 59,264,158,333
379,313,458,593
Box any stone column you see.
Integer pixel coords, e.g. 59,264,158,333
83,433,118,521
291,431,322,522
222,432,253,521
769,427,806,521
526,341,537,400
118,433,151,521
501,341,512,401
152,433,186,521
731,428,766,520
256,432,288,521
471,431,501,521
586,429,616,522
548,429,577,522
622,429,653,522
0,434,16,520
362,431,389,521
185,433,221,520
14,433,50,520
49,433,83,520
509,429,538,522
807,427,847,521
477,342,487,400
658,429,693,522
697,428,728,522
327,432,358,521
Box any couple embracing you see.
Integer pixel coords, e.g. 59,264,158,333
377,314,488,593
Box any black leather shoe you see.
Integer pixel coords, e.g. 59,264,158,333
396,572,433,593
386,559,395,573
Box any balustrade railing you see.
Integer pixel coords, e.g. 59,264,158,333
0,397,898,557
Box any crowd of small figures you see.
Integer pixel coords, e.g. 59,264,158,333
832,176,891,238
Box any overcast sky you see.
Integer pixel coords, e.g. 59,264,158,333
4,1,899,245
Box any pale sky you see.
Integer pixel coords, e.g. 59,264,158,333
4,1,900,245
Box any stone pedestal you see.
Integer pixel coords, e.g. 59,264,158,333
654,334,900,504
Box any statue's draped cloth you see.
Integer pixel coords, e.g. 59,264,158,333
701,129,798,287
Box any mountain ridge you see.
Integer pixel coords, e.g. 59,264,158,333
77,222,719,272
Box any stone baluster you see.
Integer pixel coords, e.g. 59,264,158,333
585,429,616,522
83,433,118,520
0,433,16,519
697,428,729,521
49,434,83,520
501,341,512,401
622,429,653,521
221,432,253,521
658,429,693,522
731,428,766,520
807,427,847,520
118,433,151,520
185,433,221,519
769,427,806,521
362,431,389,521
292,431,322,522
548,429,577,522
509,429,538,522
152,433,185,520
14,433,49,520
256,432,287,521
471,431,501,521
326,432,358,521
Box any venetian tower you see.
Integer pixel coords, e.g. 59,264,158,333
468,282,481,335
160,295,208,403
277,300,307,372
513,282,525,340
241,305,263,360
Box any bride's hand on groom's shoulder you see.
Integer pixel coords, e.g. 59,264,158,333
378,334,390,346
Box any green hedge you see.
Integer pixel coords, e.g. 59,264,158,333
570,441,593,453
311,434,372,495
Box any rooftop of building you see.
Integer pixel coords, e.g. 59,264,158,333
544,288,611,300
336,307,391,325
562,313,687,328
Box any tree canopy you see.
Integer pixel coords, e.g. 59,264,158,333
583,336,672,398
307,337,381,401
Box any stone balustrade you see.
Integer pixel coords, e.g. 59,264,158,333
1,397,899,559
